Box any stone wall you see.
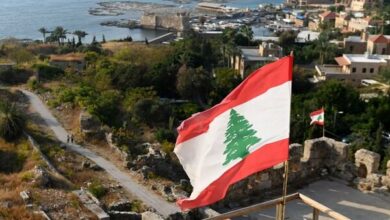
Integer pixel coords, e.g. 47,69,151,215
214,137,351,208
354,149,390,194
140,13,190,31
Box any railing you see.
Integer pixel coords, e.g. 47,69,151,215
205,193,351,220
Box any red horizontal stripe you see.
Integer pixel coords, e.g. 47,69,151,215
313,121,324,126
310,108,324,117
176,56,293,145
177,138,289,211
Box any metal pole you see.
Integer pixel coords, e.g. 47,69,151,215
280,160,289,220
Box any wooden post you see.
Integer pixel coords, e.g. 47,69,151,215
313,208,320,220
275,203,282,220
280,160,289,220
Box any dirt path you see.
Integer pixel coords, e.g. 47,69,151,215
20,89,180,217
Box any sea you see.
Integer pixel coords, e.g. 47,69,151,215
0,0,283,42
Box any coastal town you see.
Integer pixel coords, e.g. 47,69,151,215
0,0,390,219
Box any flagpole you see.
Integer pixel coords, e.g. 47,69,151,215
279,50,293,220
280,160,289,220
322,107,325,138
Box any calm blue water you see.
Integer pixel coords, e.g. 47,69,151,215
0,0,282,41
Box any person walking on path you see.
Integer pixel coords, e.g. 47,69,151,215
67,135,70,143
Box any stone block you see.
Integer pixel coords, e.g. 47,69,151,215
355,149,381,175
366,174,383,187
257,180,272,190
381,176,390,187
141,211,164,220
289,144,303,161
260,173,269,181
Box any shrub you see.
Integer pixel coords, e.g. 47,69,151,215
0,68,31,85
155,128,176,143
0,102,25,141
161,140,175,154
32,63,64,80
88,181,107,199
20,171,34,182
130,200,144,212
27,77,39,91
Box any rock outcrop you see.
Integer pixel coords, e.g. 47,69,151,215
79,111,103,137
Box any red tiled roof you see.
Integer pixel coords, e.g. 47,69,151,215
320,11,336,20
335,56,350,66
368,35,389,44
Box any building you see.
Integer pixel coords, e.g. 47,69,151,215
320,11,336,23
49,53,86,71
232,42,283,78
315,54,390,82
344,36,367,54
342,34,390,55
367,35,390,55
286,10,306,27
350,0,383,11
347,16,383,32
296,31,320,43
335,12,351,32
196,3,237,13
286,0,333,7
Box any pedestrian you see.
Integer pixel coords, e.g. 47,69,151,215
70,135,74,143
67,135,69,143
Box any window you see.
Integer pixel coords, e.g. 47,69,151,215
363,68,366,73
352,67,356,73
370,68,374,73
382,48,386,55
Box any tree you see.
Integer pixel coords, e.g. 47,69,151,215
0,101,25,141
38,27,49,43
102,35,106,43
73,30,88,46
279,30,297,54
92,36,97,45
379,67,390,83
223,109,261,165
176,65,211,106
50,26,68,45
238,25,254,45
211,68,241,103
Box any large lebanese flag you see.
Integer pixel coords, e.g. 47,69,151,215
174,56,293,211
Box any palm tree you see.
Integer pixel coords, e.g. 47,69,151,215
52,26,68,45
38,27,49,43
73,30,88,45
0,102,25,141
238,25,254,45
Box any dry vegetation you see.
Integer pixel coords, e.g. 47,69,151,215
0,139,44,220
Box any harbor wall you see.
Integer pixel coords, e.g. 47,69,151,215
140,13,190,31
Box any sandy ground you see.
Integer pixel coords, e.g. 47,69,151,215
242,179,390,220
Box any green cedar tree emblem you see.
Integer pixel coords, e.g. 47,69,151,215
223,109,261,166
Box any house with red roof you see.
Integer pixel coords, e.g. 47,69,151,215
367,35,390,55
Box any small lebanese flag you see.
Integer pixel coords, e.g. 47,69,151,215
310,108,325,126
174,56,293,211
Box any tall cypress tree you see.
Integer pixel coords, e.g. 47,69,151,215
223,109,261,166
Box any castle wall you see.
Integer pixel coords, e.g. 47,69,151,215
140,13,190,31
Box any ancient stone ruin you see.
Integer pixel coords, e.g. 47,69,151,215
214,137,389,208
